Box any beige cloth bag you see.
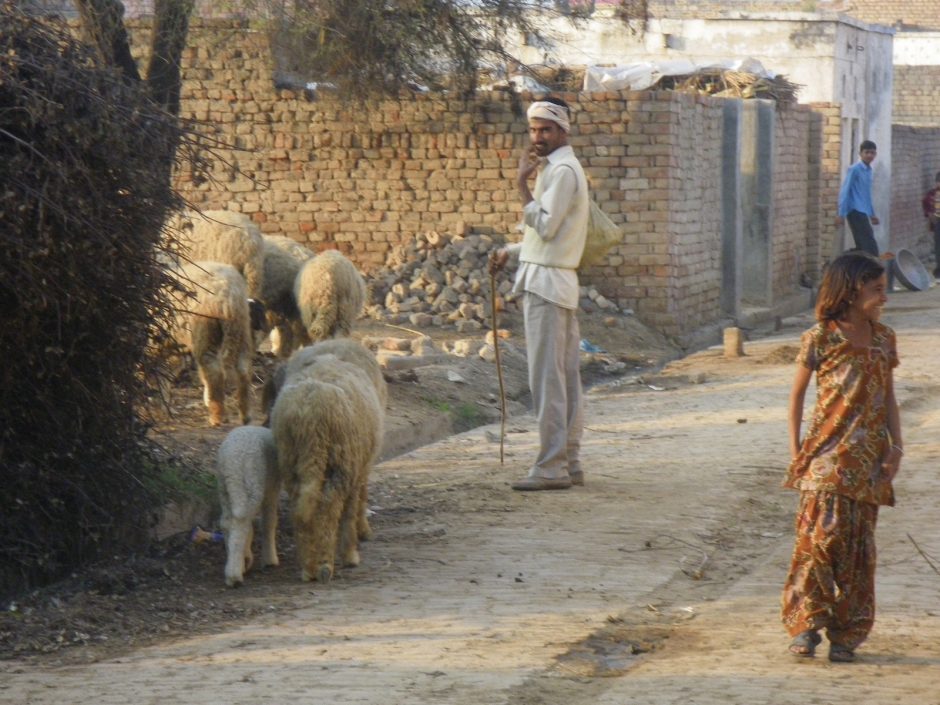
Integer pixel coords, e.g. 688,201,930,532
579,200,622,268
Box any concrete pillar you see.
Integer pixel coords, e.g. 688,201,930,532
721,100,743,318
740,100,775,307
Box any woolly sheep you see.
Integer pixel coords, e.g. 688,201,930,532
261,338,388,423
179,210,265,300
293,249,366,344
215,425,279,587
270,353,383,583
264,234,316,264
260,235,315,358
168,261,253,426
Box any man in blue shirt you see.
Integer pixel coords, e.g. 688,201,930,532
837,140,879,255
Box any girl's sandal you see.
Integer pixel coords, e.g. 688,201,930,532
828,644,856,663
788,630,822,657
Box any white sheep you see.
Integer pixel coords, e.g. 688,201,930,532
293,249,367,344
264,234,316,264
262,337,388,421
270,353,383,582
261,339,387,544
179,210,265,301
168,261,253,426
215,425,279,587
260,235,315,358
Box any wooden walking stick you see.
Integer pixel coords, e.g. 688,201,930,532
489,270,507,465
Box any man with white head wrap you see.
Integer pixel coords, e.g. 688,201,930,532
489,96,590,491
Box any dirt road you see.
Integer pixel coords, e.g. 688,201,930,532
3,287,940,704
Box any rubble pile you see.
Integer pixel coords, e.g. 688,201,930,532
365,230,623,331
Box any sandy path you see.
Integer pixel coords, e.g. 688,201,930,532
3,288,940,704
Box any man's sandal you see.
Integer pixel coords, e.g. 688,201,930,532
828,644,856,663
788,630,822,657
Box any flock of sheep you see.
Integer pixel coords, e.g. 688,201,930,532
163,210,382,587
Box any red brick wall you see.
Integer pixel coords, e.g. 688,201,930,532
586,91,725,338
772,104,813,298
890,125,940,270
808,103,844,276
842,0,939,30
123,19,824,340
894,66,940,128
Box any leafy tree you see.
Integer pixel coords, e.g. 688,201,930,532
198,0,614,96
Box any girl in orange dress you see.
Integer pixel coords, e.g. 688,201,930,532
781,252,903,662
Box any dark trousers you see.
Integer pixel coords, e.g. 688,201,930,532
846,210,878,256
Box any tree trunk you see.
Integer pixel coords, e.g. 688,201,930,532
147,0,196,116
75,0,141,83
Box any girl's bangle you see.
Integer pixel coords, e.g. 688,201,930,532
891,444,904,455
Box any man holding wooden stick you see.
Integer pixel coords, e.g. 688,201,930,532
488,96,589,491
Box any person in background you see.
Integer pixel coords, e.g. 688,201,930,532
921,171,940,278
837,141,880,256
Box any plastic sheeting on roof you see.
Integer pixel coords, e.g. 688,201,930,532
584,58,774,92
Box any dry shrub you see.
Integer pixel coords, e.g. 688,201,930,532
0,4,190,600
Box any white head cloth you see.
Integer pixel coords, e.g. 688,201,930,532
526,101,570,133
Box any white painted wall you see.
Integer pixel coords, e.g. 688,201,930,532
512,9,898,251
894,32,940,66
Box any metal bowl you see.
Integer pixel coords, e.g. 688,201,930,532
893,248,931,292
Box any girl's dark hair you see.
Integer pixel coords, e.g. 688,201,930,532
815,251,885,322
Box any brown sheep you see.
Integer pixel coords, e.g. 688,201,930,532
293,249,366,344
262,339,387,543
179,210,265,301
270,352,383,582
168,261,253,426
260,235,314,358
261,337,388,422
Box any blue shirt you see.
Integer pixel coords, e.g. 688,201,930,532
838,160,875,217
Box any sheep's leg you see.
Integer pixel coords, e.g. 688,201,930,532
224,518,251,587
234,352,251,425
260,481,280,567
269,325,285,358
338,485,361,568
356,479,373,541
244,520,255,573
197,354,226,426
271,322,297,359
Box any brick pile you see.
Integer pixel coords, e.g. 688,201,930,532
364,231,623,331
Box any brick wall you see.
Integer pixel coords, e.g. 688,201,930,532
893,66,940,127
126,20,735,338
664,93,723,336
120,19,828,341
771,104,812,299
808,103,844,275
890,125,940,270
844,0,939,30
594,91,725,337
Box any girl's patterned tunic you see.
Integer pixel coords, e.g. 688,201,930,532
784,320,898,506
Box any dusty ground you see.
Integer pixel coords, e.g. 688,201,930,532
3,290,940,705
0,307,677,663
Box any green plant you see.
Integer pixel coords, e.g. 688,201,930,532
424,397,486,432
453,402,486,432
141,455,218,507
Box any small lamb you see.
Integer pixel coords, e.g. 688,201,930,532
215,425,280,587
